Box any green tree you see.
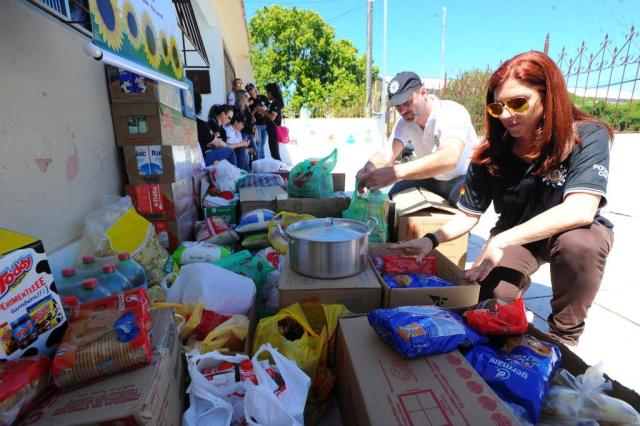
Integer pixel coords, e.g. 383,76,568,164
443,69,492,133
248,6,376,117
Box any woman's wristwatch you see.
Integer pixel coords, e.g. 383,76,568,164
423,232,440,249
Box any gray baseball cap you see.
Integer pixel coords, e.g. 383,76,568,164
388,71,422,106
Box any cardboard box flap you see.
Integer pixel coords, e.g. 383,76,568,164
240,186,287,202
393,187,460,216
280,256,380,290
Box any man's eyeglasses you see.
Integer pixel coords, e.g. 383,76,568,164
486,96,530,118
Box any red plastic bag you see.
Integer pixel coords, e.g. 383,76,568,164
0,357,51,425
464,298,528,335
381,255,436,275
192,309,232,341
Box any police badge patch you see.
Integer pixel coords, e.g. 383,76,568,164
542,164,567,188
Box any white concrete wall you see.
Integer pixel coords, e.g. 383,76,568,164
0,1,123,252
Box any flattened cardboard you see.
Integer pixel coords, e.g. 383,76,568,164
111,103,186,147
24,309,183,426
276,194,350,218
336,315,520,426
393,188,468,268
123,145,200,184
369,243,480,309
278,256,381,314
125,178,196,220
239,186,288,216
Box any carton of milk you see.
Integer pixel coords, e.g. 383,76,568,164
135,145,163,176
0,229,66,360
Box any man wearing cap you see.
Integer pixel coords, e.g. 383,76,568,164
357,71,477,205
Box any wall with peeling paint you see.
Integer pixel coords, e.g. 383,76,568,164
0,1,124,251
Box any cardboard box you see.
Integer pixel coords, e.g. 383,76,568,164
393,187,468,268
239,186,288,216
125,178,196,220
106,65,183,112
278,256,381,314
111,103,187,147
151,207,197,251
181,116,199,149
0,229,66,361
203,201,239,225
123,145,200,184
275,172,346,192
23,308,184,426
336,315,519,426
369,243,480,309
276,194,350,218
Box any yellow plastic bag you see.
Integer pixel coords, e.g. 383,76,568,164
267,211,315,253
189,315,249,354
252,302,350,424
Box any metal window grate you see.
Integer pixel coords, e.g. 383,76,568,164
173,0,210,67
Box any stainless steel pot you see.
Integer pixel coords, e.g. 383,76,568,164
278,217,377,279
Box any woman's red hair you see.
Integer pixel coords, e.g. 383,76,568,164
472,51,613,176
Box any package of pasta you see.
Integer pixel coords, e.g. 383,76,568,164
380,255,436,275
0,357,51,426
52,291,153,390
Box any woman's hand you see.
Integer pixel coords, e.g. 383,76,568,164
389,238,434,261
464,236,506,282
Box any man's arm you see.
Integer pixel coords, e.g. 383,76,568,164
395,137,464,180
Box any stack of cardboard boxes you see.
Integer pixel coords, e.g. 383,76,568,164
106,66,206,251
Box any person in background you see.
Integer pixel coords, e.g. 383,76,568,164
234,89,257,163
195,94,236,166
208,104,234,144
247,83,270,159
392,51,614,346
264,82,284,161
224,111,252,171
356,71,478,206
227,77,244,106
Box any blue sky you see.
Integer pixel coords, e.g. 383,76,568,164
244,0,638,79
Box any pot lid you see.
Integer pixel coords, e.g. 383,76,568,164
286,218,371,242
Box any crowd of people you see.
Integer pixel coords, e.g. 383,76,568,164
195,78,286,170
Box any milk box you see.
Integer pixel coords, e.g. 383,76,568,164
135,145,163,176
0,229,66,361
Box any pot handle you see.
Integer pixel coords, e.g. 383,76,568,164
276,223,291,242
366,216,379,232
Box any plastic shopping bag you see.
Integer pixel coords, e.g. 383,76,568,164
75,196,178,287
539,363,640,425
245,344,311,426
166,263,255,315
464,298,529,336
342,181,389,243
252,302,350,424
183,350,252,426
286,149,338,198
208,159,248,192
267,211,315,254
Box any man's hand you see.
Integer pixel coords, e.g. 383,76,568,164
359,166,399,191
356,162,376,191
389,238,434,261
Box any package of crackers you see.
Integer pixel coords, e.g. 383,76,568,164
0,356,51,425
52,290,153,390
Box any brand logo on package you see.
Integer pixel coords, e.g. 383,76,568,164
0,255,34,299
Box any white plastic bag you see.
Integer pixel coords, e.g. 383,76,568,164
251,158,289,173
183,350,252,426
166,263,255,314
208,160,248,192
539,363,640,425
244,344,310,426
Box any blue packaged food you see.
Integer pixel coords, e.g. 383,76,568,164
465,334,562,424
367,306,486,358
382,273,454,288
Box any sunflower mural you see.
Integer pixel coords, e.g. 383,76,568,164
159,30,171,67
141,11,160,69
121,0,142,50
170,35,183,79
89,0,123,51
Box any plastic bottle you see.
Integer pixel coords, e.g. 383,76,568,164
97,264,132,296
116,253,148,289
57,268,83,298
77,255,100,280
77,278,109,303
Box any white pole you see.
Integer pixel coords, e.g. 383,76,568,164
440,6,447,91
380,0,388,142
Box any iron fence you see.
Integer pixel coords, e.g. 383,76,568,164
557,26,640,132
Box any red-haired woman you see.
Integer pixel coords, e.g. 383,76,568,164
392,51,614,346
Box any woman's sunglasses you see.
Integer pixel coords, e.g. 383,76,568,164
486,96,530,118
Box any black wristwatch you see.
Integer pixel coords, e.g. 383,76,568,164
423,232,440,249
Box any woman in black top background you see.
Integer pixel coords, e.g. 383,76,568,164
264,82,284,161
